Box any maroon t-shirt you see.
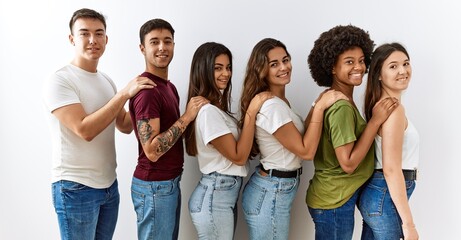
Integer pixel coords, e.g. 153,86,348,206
129,72,183,181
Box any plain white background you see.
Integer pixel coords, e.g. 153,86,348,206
0,0,459,239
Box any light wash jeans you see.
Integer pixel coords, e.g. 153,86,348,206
131,175,181,240
308,189,360,240
52,179,119,240
242,166,300,240
188,172,242,240
358,171,416,240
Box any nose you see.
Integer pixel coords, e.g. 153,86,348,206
158,42,164,51
88,34,95,45
353,62,363,70
398,65,406,74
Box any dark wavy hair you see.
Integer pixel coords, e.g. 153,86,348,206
69,8,106,34
308,25,374,87
184,42,233,156
364,42,410,121
239,38,290,158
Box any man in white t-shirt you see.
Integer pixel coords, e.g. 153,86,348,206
42,8,155,240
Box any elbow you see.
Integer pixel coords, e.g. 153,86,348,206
119,128,133,134
234,158,247,166
229,156,247,166
78,131,96,142
146,153,160,162
342,165,356,174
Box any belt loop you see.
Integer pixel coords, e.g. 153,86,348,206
268,169,273,177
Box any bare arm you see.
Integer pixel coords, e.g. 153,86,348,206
381,106,418,240
274,90,348,160
211,92,273,166
53,76,155,141
138,96,209,162
335,97,399,174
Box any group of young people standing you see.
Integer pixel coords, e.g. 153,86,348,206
42,7,419,240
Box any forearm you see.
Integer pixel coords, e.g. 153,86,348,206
301,107,324,160
232,112,257,165
79,92,130,140
116,110,133,134
384,170,416,228
347,119,380,168
145,115,191,162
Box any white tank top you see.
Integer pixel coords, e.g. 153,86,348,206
374,118,419,170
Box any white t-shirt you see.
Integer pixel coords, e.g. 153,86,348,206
375,118,419,170
255,97,304,171
195,104,249,177
42,64,117,188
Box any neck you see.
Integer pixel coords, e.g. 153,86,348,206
146,65,168,80
381,87,402,101
71,58,98,73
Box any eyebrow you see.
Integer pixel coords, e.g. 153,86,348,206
269,55,289,64
77,28,105,33
387,59,410,65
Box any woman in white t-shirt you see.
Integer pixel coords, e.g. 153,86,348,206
184,42,272,240
238,38,348,240
359,43,420,240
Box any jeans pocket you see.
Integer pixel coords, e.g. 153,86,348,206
131,186,146,222
359,182,386,217
60,180,88,192
242,181,266,216
279,177,299,194
215,176,239,191
155,181,175,196
189,182,207,213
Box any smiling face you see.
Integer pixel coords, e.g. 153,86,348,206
69,17,107,67
380,51,412,95
332,46,366,88
140,28,175,73
214,54,231,91
266,47,292,88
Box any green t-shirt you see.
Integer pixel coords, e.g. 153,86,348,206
306,100,374,209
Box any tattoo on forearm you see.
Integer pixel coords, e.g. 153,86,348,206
155,125,183,155
137,119,152,144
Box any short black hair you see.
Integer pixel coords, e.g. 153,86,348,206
139,18,175,45
308,25,374,87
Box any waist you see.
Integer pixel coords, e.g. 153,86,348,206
259,164,302,178
375,169,418,181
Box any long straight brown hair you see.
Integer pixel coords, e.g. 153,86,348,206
184,42,233,156
364,42,410,121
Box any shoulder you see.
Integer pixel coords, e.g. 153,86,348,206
382,104,406,131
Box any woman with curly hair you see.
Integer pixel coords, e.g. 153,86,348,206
358,43,419,240
239,38,347,240
184,42,272,240
305,25,399,239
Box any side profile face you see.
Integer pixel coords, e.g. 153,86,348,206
380,51,412,94
332,46,366,87
140,29,175,70
266,47,292,88
70,17,107,62
214,54,231,90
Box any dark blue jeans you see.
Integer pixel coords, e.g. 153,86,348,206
358,171,416,240
52,179,119,240
308,189,360,240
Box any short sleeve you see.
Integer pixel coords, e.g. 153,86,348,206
256,98,292,134
325,102,358,148
42,73,80,113
197,105,232,145
131,89,162,120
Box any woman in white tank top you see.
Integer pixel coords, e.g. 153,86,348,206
359,42,420,240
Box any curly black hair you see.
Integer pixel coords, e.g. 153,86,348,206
308,25,374,87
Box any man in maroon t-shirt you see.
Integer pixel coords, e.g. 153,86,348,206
129,19,208,240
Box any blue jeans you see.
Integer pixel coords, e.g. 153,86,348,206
52,179,119,240
242,167,300,240
308,189,360,240
131,175,181,240
358,171,416,240
188,172,242,240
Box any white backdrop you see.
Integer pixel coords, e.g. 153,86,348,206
1,0,459,239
